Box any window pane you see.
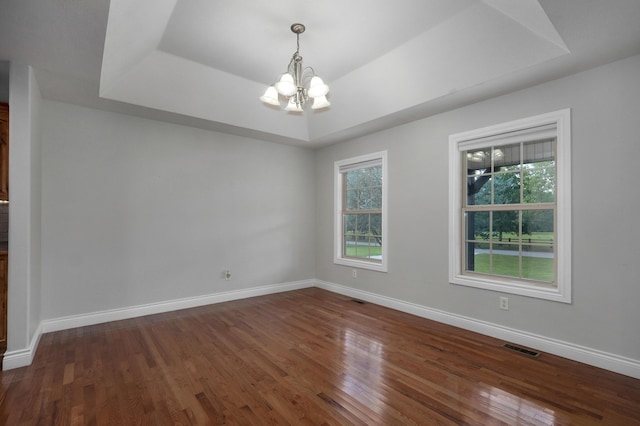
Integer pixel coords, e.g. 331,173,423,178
370,166,382,187
467,173,492,206
523,139,555,163
356,214,370,234
522,245,555,282
345,166,381,189
346,189,358,210
344,165,383,212
492,243,520,279
351,235,381,261
370,213,382,237
522,210,554,238
363,188,375,209
524,167,555,203
345,169,362,189
355,235,367,258
343,214,357,258
341,213,383,262
466,149,492,169
344,214,357,234
354,188,369,210
493,172,521,204
494,143,520,170
492,210,519,241
465,211,490,240
344,233,356,257
465,241,490,274
371,186,382,209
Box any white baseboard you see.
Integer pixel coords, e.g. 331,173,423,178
6,278,640,380
3,322,42,370
3,280,314,370
42,279,315,333
315,280,640,380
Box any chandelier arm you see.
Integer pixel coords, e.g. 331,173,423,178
300,67,317,85
286,56,296,75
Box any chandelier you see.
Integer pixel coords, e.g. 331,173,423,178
260,23,330,112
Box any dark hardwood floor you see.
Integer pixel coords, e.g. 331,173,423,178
1,288,639,425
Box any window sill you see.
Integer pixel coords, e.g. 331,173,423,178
334,257,387,273
450,273,570,303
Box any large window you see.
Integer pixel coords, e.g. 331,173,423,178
449,110,571,302
334,151,388,272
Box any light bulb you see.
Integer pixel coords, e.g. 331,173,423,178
307,76,329,98
259,86,280,106
285,98,303,112
311,95,330,110
275,73,296,96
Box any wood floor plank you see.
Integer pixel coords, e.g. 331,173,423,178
1,288,639,425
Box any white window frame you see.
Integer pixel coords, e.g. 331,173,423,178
449,109,571,303
334,151,388,272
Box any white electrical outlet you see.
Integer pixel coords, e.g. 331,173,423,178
499,296,509,310
352,269,357,278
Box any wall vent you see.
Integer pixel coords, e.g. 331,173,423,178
502,343,540,358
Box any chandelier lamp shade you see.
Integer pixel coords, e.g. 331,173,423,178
260,23,330,112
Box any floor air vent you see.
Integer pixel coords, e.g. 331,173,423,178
502,343,540,358
350,299,366,304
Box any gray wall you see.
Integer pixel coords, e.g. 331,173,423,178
40,101,316,319
315,54,640,360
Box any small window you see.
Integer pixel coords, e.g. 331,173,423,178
334,151,388,272
449,110,571,302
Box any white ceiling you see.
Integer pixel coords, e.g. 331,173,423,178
1,0,640,148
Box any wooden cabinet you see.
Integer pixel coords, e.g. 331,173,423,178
0,103,8,201
0,252,6,368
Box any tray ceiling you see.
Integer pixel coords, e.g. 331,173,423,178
2,0,640,147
